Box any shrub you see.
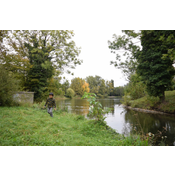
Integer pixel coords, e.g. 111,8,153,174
0,65,19,106
66,88,75,98
82,92,111,121
124,74,146,100
97,94,103,98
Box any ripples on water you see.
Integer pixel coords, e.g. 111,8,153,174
56,98,175,145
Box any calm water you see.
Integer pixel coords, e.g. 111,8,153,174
56,97,175,146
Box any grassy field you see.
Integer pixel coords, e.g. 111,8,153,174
0,106,149,146
123,90,175,114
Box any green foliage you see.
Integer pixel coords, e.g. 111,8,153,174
2,30,82,101
70,77,89,96
124,74,146,100
108,30,141,80
98,79,107,95
82,92,111,121
0,65,19,106
113,86,124,96
145,96,160,108
61,80,70,94
86,75,117,96
66,88,75,98
121,94,132,106
137,30,175,101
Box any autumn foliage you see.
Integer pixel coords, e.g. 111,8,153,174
70,77,90,96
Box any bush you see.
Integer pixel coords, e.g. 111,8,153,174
121,94,132,106
124,74,146,100
66,88,75,98
82,92,111,121
0,65,19,106
97,94,103,98
146,96,160,108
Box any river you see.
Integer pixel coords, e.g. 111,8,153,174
56,97,175,146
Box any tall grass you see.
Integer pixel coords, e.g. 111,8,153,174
0,106,149,146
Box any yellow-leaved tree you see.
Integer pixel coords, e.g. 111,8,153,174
70,77,90,96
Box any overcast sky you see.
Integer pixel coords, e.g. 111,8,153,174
62,30,128,87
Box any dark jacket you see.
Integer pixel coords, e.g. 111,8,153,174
44,98,56,108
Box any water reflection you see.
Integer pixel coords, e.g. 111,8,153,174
56,98,175,145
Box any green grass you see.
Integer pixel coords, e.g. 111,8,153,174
0,106,149,146
123,90,175,114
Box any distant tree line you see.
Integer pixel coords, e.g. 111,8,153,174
68,76,124,98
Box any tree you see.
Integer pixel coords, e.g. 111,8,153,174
98,79,107,96
66,88,75,98
3,30,82,101
0,65,19,106
0,30,31,89
70,77,90,96
61,80,70,94
106,80,114,96
108,30,141,80
136,30,175,101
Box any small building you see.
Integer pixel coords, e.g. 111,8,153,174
13,92,34,104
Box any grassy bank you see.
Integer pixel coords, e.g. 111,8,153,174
123,90,175,114
0,106,149,146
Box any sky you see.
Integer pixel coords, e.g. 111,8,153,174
62,30,128,87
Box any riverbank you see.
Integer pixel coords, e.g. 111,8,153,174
0,106,149,146
122,90,175,115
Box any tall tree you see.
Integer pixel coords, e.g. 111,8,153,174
108,30,141,80
3,30,82,100
98,79,107,95
137,30,175,101
70,77,89,96
0,30,31,88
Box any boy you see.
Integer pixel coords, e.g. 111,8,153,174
44,92,56,117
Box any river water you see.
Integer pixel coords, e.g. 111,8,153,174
56,97,175,146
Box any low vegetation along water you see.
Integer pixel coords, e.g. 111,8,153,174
57,97,175,146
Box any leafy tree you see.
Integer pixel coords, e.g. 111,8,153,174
61,80,70,94
113,86,124,96
82,82,90,93
0,30,31,89
70,77,89,96
82,92,111,121
124,74,146,100
46,77,64,97
106,80,114,96
108,30,141,80
136,30,175,101
3,30,82,101
98,79,107,96
0,65,19,106
66,88,75,98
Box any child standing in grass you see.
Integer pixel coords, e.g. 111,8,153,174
44,92,56,117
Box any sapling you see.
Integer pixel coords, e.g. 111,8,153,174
82,92,111,121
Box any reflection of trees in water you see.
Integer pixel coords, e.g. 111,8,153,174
97,99,116,114
70,99,90,115
56,99,66,109
124,109,175,145
56,99,90,115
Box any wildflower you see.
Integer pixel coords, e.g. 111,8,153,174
152,134,154,137
165,136,167,138
162,136,164,139
148,132,152,137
